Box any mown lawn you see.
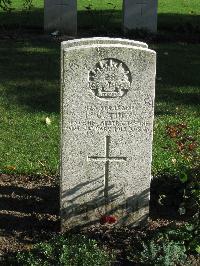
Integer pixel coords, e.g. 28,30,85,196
0,0,199,176
3,0,200,13
0,40,60,175
0,0,199,30
0,3,199,265
0,40,199,176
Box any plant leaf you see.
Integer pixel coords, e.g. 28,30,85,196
195,245,200,254
179,172,188,183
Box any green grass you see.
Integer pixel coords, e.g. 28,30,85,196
0,40,60,175
0,0,43,28
0,0,199,31
153,43,200,175
14,234,114,266
0,1,199,176
78,0,122,10
0,40,199,176
158,0,200,14
158,0,200,32
7,0,43,9
4,0,200,13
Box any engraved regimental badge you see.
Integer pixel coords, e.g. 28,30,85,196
89,58,132,99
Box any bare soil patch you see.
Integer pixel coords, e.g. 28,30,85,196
0,174,60,261
0,173,187,264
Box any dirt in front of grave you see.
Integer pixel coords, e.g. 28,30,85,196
0,174,60,259
0,173,196,265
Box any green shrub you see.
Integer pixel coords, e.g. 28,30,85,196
128,225,191,265
138,239,187,266
16,234,114,266
161,224,200,255
129,222,200,265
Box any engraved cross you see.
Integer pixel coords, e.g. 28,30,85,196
88,136,127,200
136,1,148,16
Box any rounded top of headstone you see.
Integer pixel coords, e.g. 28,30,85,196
61,37,148,49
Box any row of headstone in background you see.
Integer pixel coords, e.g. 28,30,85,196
44,0,158,36
123,0,158,33
61,37,156,229
44,0,77,35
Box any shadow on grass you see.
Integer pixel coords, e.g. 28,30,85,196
158,13,200,32
0,7,199,36
154,43,200,116
1,40,199,115
0,40,60,113
78,9,122,35
78,10,200,40
0,8,44,30
0,9,199,115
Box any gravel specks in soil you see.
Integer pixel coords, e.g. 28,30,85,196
0,173,195,264
0,174,60,260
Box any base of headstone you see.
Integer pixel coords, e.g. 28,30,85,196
61,206,149,231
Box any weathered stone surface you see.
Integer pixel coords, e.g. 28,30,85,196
61,37,148,49
123,0,158,33
61,38,156,230
44,0,77,35
61,38,148,84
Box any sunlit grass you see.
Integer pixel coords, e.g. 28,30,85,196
5,0,200,14
0,40,199,176
0,1,199,176
0,40,60,175
0,0,199,30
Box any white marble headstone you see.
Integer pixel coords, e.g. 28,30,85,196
44,0,77,35
61,37,148,49
61,38,156,230
123,0,158,33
